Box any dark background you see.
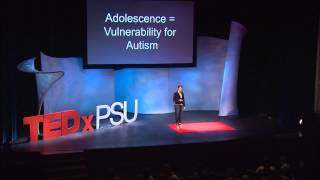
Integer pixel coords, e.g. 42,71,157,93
1,0,319,144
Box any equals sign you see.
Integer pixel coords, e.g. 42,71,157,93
169,16,175,22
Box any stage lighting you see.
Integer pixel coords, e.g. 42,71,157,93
299,118,303,125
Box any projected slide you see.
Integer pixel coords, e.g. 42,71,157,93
86,0,195,67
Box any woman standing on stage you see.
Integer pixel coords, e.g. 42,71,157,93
173,85,185,128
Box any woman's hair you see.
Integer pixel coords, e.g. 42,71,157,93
177,85,183,89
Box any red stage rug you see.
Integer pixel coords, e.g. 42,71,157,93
168,121,236,133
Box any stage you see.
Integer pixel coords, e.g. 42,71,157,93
11,111,280,155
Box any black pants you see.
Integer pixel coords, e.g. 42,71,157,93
174,105,183,124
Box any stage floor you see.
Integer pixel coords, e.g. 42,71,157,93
11,111,278,155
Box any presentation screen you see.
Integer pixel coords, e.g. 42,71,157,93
86,0,195,67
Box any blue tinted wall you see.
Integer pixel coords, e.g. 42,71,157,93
20,22,246,116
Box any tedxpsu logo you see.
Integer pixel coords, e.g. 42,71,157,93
23,100,138,142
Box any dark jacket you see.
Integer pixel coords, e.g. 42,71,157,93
173,91,185,106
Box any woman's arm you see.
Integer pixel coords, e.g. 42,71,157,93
182,93,186,107
173,92,177,104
